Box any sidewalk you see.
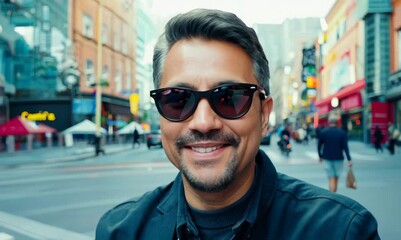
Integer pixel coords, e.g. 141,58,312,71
0,139,397,169
0,142,136,169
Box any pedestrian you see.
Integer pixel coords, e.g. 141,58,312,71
315,125,322,140
387,123,400,155
374,125,383,153
318,115,352,192
96,9,379,239
132,128,140,148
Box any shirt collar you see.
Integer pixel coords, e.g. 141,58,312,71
172,149,278,239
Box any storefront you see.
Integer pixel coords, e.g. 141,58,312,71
315,80,366,141
10,99,71,132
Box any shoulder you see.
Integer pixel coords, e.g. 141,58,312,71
274,173,378,237
276,173,362,212
96,182,175,239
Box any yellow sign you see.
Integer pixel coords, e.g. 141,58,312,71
130,93,139,115
21,111,56,121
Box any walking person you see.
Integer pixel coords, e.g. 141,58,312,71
132,128,140,148
318,116,352,192
374,126,384,153
387,123,400,155
96,9,379,239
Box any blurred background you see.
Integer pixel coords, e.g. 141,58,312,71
0,0,400,150
0,0,401,239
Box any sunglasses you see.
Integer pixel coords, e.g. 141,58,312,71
150,83,267,122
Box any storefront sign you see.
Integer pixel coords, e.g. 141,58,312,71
318,104,330,115
21,111,56,121
341,93,362,111
371,102,389,143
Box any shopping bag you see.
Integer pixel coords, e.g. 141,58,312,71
346,168,357,189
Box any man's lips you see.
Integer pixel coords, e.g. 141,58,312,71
184,142,229,153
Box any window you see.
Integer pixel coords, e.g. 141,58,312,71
102,24,108,44
42,5,50,31
82,13,93,38
125,72,131,90
101,65,109,83
122,36,127,54
85,59,95,87
115,62,122,93
125,61,131,90
398,30,401,70
113,30,120,51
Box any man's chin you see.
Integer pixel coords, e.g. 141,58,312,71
182,171,232,193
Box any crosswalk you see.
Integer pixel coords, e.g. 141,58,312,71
261,147,383,165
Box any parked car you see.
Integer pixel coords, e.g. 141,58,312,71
147,130,162,149
260,130,271,145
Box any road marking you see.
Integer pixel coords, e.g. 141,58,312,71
351,152,381,161
0,211,92,240
23,198,126,217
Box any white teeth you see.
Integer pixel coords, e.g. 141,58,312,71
191,146,220,153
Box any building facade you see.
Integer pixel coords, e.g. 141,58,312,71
254,18,322,127
315,0,367,141
0,0,70,132
387,0,401,132
315,0,399,143
72,0,137,134
135,0,158,129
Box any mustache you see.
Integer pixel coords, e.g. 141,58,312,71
175,130,240,148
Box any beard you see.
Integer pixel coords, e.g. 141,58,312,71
181,153,238,192
176,130,240,193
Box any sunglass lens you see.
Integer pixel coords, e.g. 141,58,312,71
158,89,195,121
212,86,253,118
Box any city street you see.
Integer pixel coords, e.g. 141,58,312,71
0,137,400,240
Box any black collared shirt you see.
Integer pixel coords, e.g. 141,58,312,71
176,166,260,240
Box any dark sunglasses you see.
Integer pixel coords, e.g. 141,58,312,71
150,83,267,122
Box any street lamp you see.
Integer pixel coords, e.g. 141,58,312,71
61,59,80,126
94,0,104,156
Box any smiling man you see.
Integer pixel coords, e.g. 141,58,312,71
96,9,380,240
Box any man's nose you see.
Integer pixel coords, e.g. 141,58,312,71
187,99,223,133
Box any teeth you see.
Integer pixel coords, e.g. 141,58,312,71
191,146,220,153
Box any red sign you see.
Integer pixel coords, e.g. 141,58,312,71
341,93,362,111
370,102,389,144
318,104,330,114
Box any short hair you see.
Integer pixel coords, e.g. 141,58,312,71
328,115,338,124
152,8,270,95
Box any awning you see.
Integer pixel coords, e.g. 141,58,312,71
0,116,57,136
315,79,365,107
61,119,107,135
116,121,145,135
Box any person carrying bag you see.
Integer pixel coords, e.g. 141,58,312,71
346,167,357,189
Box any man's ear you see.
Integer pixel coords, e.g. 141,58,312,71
261,97,273,137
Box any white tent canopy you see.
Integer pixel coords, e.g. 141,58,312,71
117,121,144,135
62,119,107,135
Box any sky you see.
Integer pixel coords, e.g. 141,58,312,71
150,0,337,26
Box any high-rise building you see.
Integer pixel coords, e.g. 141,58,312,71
0,0,69,131
254,18,322,126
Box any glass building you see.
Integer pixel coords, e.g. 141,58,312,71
0,0,70,131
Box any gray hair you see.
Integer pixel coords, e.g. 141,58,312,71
152,8,270,95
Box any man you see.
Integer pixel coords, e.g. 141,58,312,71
278,123,292,154
388,123,400,155
132,128,140,148
318,116,352,192
96,9,379,239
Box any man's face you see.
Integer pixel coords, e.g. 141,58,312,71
159,39,272,193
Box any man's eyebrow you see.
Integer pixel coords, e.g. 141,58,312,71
166,79,241,89
167,82,194,89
